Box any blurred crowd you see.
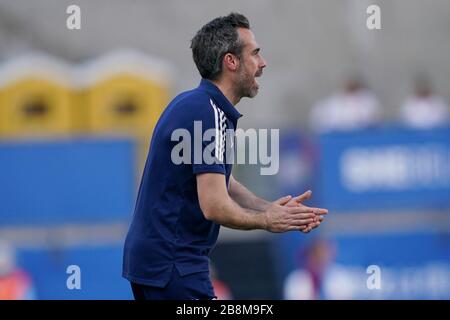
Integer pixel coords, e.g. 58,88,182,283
309,74,449,133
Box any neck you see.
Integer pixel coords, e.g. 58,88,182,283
211,78,241,105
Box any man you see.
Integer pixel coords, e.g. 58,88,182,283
309,75,381,133
122,12,328,300
400,75,449,129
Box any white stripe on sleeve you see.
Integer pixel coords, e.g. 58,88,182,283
209,99,221,160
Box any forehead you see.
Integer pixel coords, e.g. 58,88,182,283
237,28,259,50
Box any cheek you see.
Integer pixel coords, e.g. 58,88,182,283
252,58,260,69
244,62,257,77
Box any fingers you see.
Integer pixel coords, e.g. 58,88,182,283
301,220,322,233
283,201,297,208
274,200,328,233
288,212,317,223
286,205,328,216
284,191,328,217
285,204,328,216
287,225,308,231
286,206,315,214
289,214,323,226
286,218,324,233
274,195,292,206
290,218,315,226
313,208,328,215
306,207,328,215
310,221,322,229
294,214,317,222
301,225,314,233
292,190,312,203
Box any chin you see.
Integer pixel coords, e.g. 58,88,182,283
243,89,258,99
250,86,259,98
238,80,259,99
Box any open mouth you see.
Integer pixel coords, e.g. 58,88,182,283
254,71,263,87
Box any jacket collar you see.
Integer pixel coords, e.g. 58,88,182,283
198,79,243,122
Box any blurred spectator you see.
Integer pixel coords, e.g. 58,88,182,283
309,76,381,133
0,241,35,300
210,263,233,300
400,76,449,129
283,238,335,300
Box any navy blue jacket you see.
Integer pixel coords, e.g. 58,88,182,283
123,79,242,287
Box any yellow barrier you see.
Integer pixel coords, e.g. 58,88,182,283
0,54,75,138
0,50,173,178
81,73,168,136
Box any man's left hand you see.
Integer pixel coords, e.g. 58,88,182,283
284,190,327,233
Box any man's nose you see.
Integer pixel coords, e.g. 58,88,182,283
260,56,267,69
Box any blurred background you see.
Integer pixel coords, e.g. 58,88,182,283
0,0,449,299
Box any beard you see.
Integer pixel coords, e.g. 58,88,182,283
235,64,261,99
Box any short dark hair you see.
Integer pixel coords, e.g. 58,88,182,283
190,13,250,80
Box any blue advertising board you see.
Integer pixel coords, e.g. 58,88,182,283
0,138,136,225
273,127,450,299
273,230,450,300
17,244,133,299
316,127,450,211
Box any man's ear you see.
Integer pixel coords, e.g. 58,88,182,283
223,53,239,72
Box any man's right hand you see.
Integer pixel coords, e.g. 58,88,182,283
263,196,320,233
284,191,328,233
